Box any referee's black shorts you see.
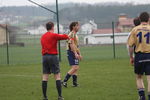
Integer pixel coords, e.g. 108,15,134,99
42,54,60,74
134,53,150,75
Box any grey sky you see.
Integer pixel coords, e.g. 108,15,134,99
0,0,150,6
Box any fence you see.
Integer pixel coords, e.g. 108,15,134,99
0,32,41,65
0,21,130,65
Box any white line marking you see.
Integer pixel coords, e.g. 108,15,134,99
0,74,41,78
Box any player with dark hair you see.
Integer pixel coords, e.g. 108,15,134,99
127,12,150,100
127,17,141,53
133,17,141,26
41,21,69,100
62,22,82,87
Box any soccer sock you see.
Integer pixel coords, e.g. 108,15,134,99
148,92,150,100
63,73,71,82
138,88,145,100
42,81,48,98
56,80,62,97
72,75,77,85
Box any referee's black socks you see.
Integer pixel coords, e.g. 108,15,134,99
42,81,48,98
63,73,71,82
56,80,62,97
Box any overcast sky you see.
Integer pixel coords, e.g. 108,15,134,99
0,0,150,6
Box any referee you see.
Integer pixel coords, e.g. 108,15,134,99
41,21,69,100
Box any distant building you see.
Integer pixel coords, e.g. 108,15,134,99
81,20,97,34
28,25,46,35
83,14,134,45
54,24,64,34
27,24,64,34
91,14,134,35
92,28,121,34
117,13,134,32
0,24,9,45
84,33,129,44
0,24,19,45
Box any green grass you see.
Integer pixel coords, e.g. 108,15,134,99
0,45,148,100
0,58,143,100
0,44,128,65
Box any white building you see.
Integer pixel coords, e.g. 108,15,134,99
54,24,64,33
84,33,129,44
28,25,46,35
81,20,97,34
27,24,64,34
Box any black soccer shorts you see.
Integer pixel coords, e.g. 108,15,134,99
42,54,60,74
134,53,150,75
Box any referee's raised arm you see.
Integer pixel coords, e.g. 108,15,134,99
54,33,69,40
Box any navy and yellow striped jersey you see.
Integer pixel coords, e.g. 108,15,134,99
66,31,79,52
127,24,150,53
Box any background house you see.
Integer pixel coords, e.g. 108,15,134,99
0,24,20,45
84,33,129,44
81,20,97,34
0,24,9,45
28,25,46,35
117,14,134,32
83,14,136,45
92,28,121,34
54,24,64,34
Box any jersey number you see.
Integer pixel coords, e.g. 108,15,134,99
137,32,150,44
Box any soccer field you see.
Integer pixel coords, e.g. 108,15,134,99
0,58,140,100
0,45,147,100
0,44,128,65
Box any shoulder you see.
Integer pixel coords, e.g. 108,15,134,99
130,25,141,34
42,32,57,39
132,26,140,31
68,32,75,37
41,32,48,38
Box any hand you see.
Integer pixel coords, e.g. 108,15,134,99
75,53,80,60
78,55,83,61
130,57,134,66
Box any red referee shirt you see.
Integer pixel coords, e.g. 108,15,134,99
41,32,69,55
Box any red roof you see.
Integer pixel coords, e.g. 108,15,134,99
118,18,134,26
0,24,6,29
92,28,121,34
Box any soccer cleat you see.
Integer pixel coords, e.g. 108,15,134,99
43,98,48,100
138,96,145,100
62,82,67,88
58,96,64,100
72,83,79,87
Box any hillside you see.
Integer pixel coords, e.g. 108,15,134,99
0,3,150,27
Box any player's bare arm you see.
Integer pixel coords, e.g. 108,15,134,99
69,40,80,60
128,46,134,66
77,49,82,61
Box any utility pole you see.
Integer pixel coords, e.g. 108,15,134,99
28,0,61,61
